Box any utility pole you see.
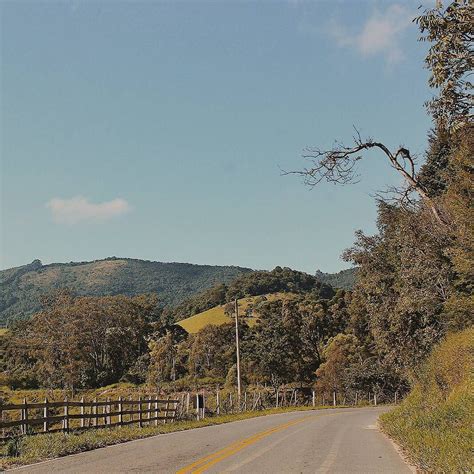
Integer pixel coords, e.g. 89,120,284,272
234,299,242,404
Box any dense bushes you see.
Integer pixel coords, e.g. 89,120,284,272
380,328,473,472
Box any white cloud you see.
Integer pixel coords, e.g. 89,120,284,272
46,196,131,224
328,4,414,65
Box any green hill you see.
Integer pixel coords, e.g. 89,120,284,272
167,266,335,322
177,292,295,333
0,258,252,325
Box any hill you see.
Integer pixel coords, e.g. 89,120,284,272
176,292,295,333
167,266,335,322
0,258,253,325
1,260,348,326
315,268,357,290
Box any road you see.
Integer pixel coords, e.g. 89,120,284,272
12,407,411,473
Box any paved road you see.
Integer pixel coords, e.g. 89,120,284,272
12,407,411,473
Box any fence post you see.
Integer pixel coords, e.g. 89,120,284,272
21,398,28,435
229,393,233,413
202,392,205,419
333,391,336,407
154,395,159,426
43,398,49,433
173,399,178,422
118,397,123,427
312,390,315,407
64,398,69,433
275,390,279,408
186,392,190,416
180,393,185,418
106,397,111,425
374,392,377,406
216,388,220,415
196,394,200,421
164,396,170,424
147,398,152,424
138,396,143,428
80,397,85,428
394,391,398,404
93,398,98,427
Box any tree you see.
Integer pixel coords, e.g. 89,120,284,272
147,332,178,385
187,323,236,379
416,0,473,130
315,334,362,396
3,292,155,389
343,203,452,372
442,126,474,329
288,130,446,224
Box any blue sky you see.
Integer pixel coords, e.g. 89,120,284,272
1,1,434,273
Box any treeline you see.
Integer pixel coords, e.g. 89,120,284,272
2,288,356,394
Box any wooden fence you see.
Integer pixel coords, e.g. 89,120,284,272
176,386,393,421
0,396,178,440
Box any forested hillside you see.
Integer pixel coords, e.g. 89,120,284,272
166,266,334,322
0,258,252,325
0,259,348,325
315,268,356,290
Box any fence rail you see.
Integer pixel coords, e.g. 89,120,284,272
0,396,178,440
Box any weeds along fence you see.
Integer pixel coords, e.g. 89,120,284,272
0,396,178,441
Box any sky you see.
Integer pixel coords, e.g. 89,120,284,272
1,0,435,273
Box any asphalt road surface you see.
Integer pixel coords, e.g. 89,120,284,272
11,407,411,473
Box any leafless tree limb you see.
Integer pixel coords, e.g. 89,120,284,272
284,129,446,224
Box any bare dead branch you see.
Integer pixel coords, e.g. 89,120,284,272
288,131,447,225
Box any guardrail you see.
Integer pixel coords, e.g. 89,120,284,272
0,396,178,440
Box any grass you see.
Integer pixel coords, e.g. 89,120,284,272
380,328,473,472
1,405,342,469
176,293,296,333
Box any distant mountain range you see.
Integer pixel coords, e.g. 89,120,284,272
0,258,357,325
0,258,252,325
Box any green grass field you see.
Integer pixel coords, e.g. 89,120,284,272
176,293,295,333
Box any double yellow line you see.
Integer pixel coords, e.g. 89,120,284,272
176,415,315,474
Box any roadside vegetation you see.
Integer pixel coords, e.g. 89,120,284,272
380,328,473,472
1,405,339,469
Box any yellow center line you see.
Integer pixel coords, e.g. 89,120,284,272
176,413,325,474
